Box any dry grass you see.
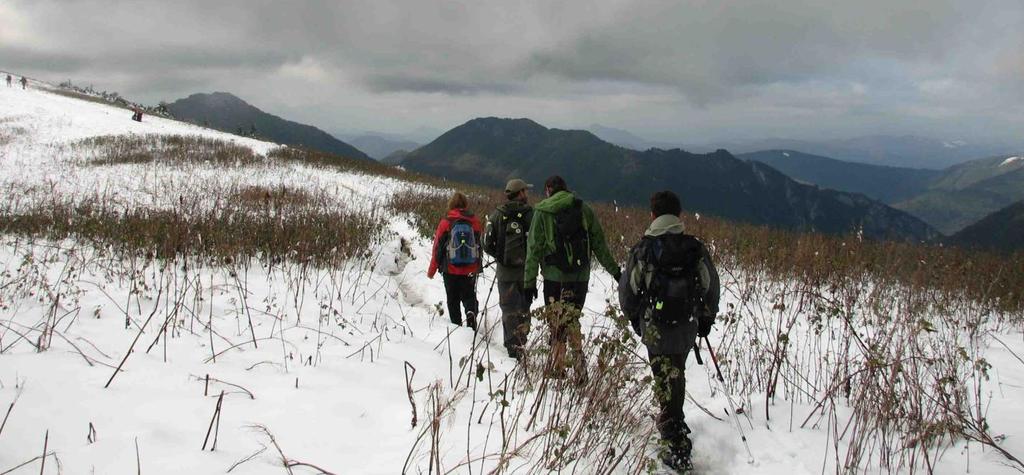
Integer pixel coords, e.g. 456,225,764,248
0,196,380,266
83,135,262,167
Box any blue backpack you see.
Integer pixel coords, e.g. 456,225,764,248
446,219,479,268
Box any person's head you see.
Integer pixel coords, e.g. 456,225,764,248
650,191,682,220
544,175,567,197
504,178,531,203
447,191,469,211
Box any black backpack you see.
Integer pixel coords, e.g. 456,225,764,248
493,207,532,267
638,234,705,325
546,198,590,273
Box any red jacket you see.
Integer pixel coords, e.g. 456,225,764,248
428,208,483,277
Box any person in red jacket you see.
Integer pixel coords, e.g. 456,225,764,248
428,192,484,330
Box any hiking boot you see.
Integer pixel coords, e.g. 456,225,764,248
660,435,692,473
661,451,693,473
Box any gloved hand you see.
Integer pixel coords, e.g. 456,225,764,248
697,316,714,338
523,286,538,303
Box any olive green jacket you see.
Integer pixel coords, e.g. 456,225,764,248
523,191,620,287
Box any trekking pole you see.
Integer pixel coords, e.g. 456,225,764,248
692,339,704,365
702,336,756,465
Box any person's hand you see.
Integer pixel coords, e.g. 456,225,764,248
523,286,537,302
697,316,714,338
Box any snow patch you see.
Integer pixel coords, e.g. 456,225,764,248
1000,156,1021,167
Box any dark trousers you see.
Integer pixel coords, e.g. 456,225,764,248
498,280,531,357
542,280,588,375
442,274,478,330
648,333,697,457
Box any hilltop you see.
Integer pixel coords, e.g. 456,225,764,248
166,92,371,161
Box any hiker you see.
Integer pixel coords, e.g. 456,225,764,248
131,106,143,122
618,190,720,472
482,179,535,359
427,192,483,331
19,76,27,90
523,175,621,379
5,75,11,87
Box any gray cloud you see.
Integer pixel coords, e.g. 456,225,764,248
3,0,1023,144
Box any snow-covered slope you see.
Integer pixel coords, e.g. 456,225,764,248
2,78,277,154
1,79,1023,475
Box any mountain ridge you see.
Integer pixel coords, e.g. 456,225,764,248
402,117,938,242
165,92,371,161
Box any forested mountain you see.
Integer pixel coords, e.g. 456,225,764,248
739,150,941,204
949,200,1024,252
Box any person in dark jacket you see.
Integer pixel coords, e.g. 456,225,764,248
5,75,11,87
618,190,720,472
19,76,27,90
483,179,534,359
524,175,622,378
428,192,483,330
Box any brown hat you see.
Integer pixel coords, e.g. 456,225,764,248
505,178,532,194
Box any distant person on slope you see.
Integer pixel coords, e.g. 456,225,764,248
523,175,621,379
19,76,27,90
427,192,483,331
5,75,11,87
618,190,720,472
482,179,535,359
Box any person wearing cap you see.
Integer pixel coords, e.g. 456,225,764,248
523,175,621,379
482,179,535,359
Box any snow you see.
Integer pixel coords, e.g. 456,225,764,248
2,78,1024,474
0,80,410,215
1000,156,1021,167
2,79,276,155
782,152,790,157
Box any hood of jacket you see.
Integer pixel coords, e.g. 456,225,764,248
534,190,577,214
447,208,475,220
645,214,686,237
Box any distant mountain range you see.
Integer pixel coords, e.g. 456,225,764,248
402,118,938,242
893,155,1024,235
741,150,1024,235
342,134,420,161
738,150,941,204
948,200,1024,253
166,92,371,161
716,135,1013,170
585,125,1016,170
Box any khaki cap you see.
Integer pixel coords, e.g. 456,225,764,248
505,178,532,194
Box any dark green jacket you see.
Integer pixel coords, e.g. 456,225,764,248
483,201,534,283
524,191,620,287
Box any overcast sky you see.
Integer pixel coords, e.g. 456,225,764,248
3,0,1022,144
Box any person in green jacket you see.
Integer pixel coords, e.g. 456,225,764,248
523,175,621,378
